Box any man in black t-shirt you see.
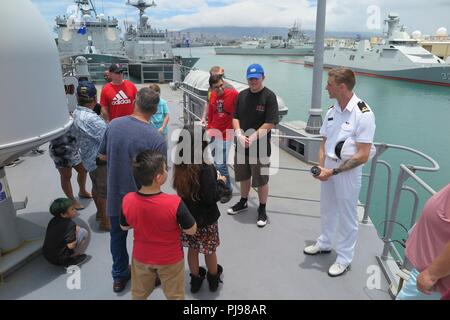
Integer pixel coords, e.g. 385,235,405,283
227,64,279,228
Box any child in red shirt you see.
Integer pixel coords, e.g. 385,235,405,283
120,151,196,300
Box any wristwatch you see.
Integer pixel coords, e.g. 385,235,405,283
332,168,340,175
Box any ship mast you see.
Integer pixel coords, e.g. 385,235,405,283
126,0,157,29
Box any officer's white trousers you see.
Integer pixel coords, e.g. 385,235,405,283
316,158,362,266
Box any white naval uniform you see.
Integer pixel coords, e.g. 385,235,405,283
317,94,376,265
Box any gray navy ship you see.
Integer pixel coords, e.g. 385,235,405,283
56,0,198,81
304,13,450,87
215,22,314,56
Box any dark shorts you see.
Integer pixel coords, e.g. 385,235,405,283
234,153,270,188
89,164,107,198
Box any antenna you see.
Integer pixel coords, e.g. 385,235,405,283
89,0,97,16
127,0,157,29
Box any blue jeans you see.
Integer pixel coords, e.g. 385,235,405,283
109,216,130,281
396,268,442,300
212,138,232,192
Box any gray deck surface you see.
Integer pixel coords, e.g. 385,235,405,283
0,84,391,300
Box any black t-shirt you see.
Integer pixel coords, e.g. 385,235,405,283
234,87,279,158
42,217,76,266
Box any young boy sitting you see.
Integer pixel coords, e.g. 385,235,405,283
43,198,90,268
120,150,197,300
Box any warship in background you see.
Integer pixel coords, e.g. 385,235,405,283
55,0,198,82
215,22,314,56
56,0,128,64
304,14,450,87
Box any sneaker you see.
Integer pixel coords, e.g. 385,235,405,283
303,243,332,255
256,206,267,228
227,199,248,215
328,262,350,277
220,190,233,204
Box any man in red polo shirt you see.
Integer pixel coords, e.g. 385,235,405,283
207,74,238,204
100,64,138,121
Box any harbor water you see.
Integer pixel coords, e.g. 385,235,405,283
174,46,450,254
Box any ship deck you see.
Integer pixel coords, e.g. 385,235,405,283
0,84,391,300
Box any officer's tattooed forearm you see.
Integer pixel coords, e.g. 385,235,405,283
337,159,364,172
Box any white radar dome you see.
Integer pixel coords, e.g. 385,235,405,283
411,30,422,39
0,0,72,166
436,27,448,37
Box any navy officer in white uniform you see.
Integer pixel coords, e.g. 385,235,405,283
304,68,376,277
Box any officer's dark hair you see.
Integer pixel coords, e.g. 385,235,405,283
329,68,356,91
209,74,223,88
132,150,166,187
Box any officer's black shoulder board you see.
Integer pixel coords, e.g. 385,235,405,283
328,105,334,110
357,101,370,113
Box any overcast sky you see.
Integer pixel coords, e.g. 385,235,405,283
31,0,449,35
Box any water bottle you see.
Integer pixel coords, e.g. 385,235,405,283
310,166,321,177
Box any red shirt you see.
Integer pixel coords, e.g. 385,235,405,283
122,192,185,265
207,88,238,141
100,80,137,121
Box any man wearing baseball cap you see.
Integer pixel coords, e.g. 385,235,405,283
72,81,110,230
228,63,279,228
100,64,137,121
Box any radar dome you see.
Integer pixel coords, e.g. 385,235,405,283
0,0,72,166
436,27,448,37
411,30,422,39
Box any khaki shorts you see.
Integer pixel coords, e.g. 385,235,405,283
131,258,185,300
234,153,270,188
89,164,107,198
